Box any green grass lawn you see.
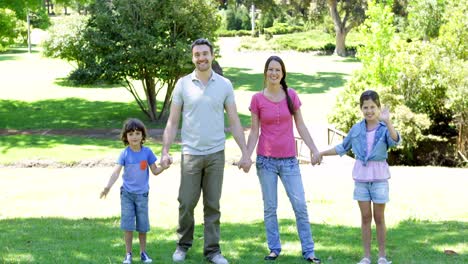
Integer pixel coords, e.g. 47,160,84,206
0,165,466,264
1,217,465,263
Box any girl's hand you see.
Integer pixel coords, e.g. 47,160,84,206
310,151,322,166
379,106,391,123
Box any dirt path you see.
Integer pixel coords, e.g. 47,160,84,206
0,128,165,140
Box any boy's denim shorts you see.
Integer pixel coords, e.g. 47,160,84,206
353,181,389,204
120,187,150,232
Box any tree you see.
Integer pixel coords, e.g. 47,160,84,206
326,0,366,56
357,0,398,85
84,0,220,121
407,0,446,41
0,9,26,51
0,0,50,29
437,0,468,156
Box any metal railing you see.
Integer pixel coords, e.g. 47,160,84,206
294,126,348,163
327,126,347,146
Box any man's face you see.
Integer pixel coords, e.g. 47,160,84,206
192,44,213,72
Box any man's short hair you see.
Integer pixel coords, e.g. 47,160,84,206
191,38,213,55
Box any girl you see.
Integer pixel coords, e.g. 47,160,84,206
320,90,400,264
246,56,322,263
100,118,166,264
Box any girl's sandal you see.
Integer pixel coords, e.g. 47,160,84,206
377,257,392,264
357,257,371,264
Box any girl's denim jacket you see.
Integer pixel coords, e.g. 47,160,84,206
335,120,401,166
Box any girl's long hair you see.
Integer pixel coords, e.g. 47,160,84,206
264,56,295,115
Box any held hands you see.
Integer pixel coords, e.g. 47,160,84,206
237,155,252,173
310,151,322,166
159,161,170,170
160,153,173,169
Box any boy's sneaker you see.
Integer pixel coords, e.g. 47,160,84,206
210,254,229,264
123,253,132,264
377,257,392,264
140,251,153,263
172,248,187,262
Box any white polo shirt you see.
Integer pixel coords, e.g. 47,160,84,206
172,70,235,155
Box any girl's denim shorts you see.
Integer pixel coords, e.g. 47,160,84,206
353,181,389,204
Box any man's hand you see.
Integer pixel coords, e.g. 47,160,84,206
160,153,173,169
237,155,252,173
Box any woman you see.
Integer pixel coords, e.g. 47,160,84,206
246,55,321,263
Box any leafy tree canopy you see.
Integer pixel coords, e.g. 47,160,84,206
84,0,220,121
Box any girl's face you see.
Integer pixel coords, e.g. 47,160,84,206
266,60,283,86
127,130,143,148
361,99,380,123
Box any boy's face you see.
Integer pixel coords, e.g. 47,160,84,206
192,44,213,72
127,130,143,148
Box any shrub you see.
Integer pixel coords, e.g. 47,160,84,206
42,15,90,69
263,22,303,35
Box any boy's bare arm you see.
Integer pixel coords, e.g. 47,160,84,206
100,165,122,198
149,163,166,176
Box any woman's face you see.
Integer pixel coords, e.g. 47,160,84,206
266,60,283,86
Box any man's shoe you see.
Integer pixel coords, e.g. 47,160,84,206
122,253,132,264
140,251,152,263
210,254,229,264
172,248,187,262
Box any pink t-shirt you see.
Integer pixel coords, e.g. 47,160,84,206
352,127,391,182
250,88,301,158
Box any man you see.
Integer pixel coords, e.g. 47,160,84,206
161,38,250,264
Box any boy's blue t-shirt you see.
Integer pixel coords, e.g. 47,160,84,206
117,146,157,194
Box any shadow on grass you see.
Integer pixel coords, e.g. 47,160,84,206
0,47,40,61
0,218,465,264
0,98,167,130
224,67,349,94
54,77,125,89
0,134,181,157
333,57,361,63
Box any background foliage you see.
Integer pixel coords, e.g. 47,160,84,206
328,0,467,166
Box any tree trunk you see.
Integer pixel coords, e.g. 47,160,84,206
158,78,176,120
144,77,157,121
458,115,467,159
328,0,347,57
335,29,347,56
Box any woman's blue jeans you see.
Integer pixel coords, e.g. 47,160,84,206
256,155,316,259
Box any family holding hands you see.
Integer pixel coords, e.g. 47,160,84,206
100,38,400,264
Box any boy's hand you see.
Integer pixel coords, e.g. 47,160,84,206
100,187,110,199
160,162,170,170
